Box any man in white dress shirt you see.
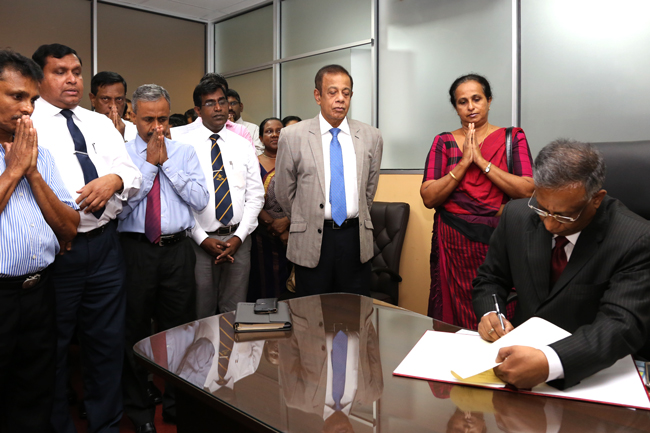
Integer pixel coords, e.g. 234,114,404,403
173,78,264,318
31,43,142,433
89,71,137,142
226,88,262,155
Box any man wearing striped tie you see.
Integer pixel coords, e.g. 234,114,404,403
276,64,384,296
117,84,209,433
0,49,80,433
174,78,264,318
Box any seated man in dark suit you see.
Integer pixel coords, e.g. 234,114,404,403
473,139,650,390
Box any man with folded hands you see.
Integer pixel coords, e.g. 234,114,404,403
0,49,79,433
118,84,208,433
473,139,650,390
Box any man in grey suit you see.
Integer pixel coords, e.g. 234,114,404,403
276,64,383,296
473,139,650,390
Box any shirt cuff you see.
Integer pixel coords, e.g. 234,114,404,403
191,223,208,245
482,311,506,319
539,346,564,382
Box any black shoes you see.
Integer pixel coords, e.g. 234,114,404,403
148,381,163,405
162,410,177,424
136,422,157,433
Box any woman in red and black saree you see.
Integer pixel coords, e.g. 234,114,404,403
420,74,534,329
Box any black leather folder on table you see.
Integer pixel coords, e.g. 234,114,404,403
234,302,292,333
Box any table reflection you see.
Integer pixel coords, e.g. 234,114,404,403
136,314,263,396
134,294,650,433
429,382,650,433
278,295,383,432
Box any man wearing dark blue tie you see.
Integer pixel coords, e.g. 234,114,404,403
118,84,209,433
276,65,384,296
173,78,264,318
30,44,142,433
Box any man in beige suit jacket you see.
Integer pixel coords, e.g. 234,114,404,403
276,64,383,296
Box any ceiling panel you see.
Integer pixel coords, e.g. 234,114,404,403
102,0,268,22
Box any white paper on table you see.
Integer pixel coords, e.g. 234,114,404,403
393,330,505,388
393,318,650,410
452,317,571,380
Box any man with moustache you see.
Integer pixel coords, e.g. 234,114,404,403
118,84,208,433
30,43,142,433
0,49,79,433
173,78,264,318
171,73,253,146
275,64,383,296
225,89,262,155
89,71,137,141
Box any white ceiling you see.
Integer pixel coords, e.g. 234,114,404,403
101,0,268,23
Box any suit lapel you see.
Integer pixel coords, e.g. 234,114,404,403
349,119,364,194
307,116,326,197
545,204,609,302
526,219,553,303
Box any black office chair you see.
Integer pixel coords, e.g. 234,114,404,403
593,140,650,219
369,202,410,305
594,140,650,361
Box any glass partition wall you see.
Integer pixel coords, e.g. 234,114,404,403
215,0,374,133
214,0,650,169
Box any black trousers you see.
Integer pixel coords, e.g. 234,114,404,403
0,269,56,433
121,235,196,427
294,223,371,297
50,221,126,433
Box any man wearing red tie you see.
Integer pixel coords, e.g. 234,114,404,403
118,84,209,433
473,139,650,391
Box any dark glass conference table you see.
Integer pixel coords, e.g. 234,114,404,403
134,294,650,433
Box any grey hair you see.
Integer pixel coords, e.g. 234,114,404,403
131,84,170,113
533,139,606,199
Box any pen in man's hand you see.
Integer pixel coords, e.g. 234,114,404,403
492,293,506,332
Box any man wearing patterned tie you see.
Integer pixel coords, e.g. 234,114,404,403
275,64,384,296
173,78,264,318
473,139,650,390
118,84,209,433
30,44,142,433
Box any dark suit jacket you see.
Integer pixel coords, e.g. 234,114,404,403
473,196,650,388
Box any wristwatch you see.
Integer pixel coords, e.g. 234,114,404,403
484,162,492,174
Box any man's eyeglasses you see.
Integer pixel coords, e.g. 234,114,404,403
201,99,228,108
527,191,589,224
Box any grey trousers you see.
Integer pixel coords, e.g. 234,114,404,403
192,234,251,318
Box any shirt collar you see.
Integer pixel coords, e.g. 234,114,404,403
198,120,227,141
35,97,81,119
234,117,244,125
319,112,350,137
135,134,148,155
554,232,581,245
